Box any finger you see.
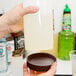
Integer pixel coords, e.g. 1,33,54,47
23,63,29,76
47,62,57,76
21,6,39,16
51,62,57,69
30,70,35,74
15,3,39,16
51,62,57,73
23,63,28,68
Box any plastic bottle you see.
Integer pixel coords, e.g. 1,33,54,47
58,4,75,60
23,0,54,56
0,38,8,72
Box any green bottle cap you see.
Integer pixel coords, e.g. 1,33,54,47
64,4,71,12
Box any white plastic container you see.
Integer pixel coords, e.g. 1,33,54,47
23,0,54,56
0,38,8,73
7,40,14,64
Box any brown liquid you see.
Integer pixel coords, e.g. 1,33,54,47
27,53,56,75
30,57,54,66
29,56,54,75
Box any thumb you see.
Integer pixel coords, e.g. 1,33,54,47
48,62,57,76
38,62,57,76
23,63,30,76
17,3,39,16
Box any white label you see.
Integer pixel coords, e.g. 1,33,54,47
0,43,7,71
23,0,53,51
7,40,14,62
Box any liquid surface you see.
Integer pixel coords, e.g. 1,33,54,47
30,57,54,66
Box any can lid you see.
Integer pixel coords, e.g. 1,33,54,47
27,53,56,72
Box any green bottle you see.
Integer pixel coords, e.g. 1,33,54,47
58,4,75,60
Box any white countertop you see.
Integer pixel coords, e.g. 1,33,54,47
0,57,72,76
56,59,72,75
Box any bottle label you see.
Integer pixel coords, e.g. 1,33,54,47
14,37,18,50
18,38,25,48
62,14,71,31
7,40,14,62
14,35,24,50
0,43,7,72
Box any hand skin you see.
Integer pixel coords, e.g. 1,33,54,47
23,62,57,76
0,3,39,39
0,3,57,76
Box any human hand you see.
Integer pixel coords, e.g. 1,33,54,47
0,3,39,33
23,62,57,76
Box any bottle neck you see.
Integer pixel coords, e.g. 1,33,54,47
62,12,71,32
